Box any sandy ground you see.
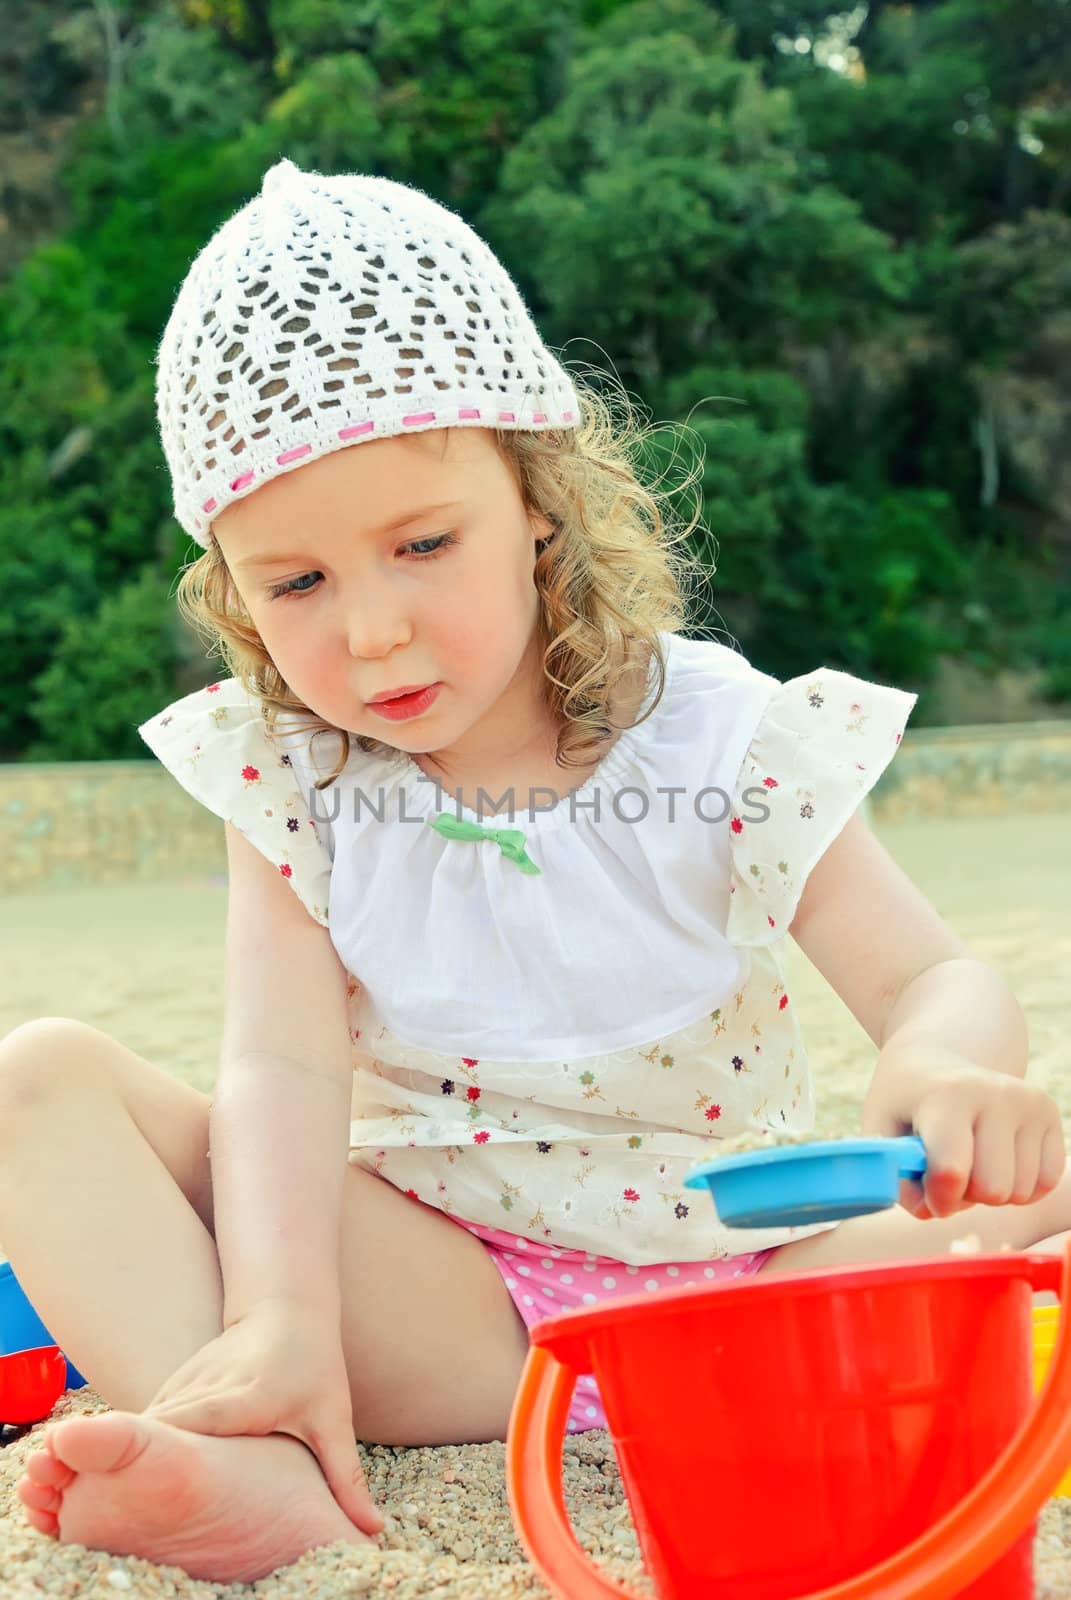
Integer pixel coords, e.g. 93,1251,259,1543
0,811,1069,1596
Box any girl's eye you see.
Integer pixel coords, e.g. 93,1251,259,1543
267,571,320,600
405,532,457,561
266,532,457,601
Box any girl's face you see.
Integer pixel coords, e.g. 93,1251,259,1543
212,427,556,776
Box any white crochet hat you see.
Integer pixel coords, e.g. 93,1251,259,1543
154,157,580,550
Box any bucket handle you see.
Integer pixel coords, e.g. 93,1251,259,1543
505,1238,1071,1600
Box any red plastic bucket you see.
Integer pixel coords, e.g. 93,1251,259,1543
0,1345,67,1425
507,1244,1071,1600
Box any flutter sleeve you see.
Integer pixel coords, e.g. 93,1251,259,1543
725,666,918,948
136,678,333,928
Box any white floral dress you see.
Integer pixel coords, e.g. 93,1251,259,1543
137,632,916,1267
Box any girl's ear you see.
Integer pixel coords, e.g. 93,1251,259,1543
533,512,558,549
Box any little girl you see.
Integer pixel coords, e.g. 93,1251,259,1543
5,157,1070,1585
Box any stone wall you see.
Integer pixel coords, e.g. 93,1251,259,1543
867,719,1071,822
2,719,1070,894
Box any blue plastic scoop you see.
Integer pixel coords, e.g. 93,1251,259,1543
683,1135,928,1227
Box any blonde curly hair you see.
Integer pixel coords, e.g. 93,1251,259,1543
173,374,715,792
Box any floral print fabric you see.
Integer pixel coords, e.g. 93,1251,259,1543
137,646,916,1266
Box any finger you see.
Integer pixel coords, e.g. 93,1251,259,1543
145,1376,189,1410
146,1394,270,1437
913,1102,973,1217
143,1401,226,1434
143,1387,215,1420
1039,1128,1070,1194
968,1112,1016,1206
303,1424,385,1536
321,1433,385,1536
897,1175,931,1219
144,1385,198,1416
145,1367,217,1411
1009,1123,1043,1206
147,1360,213,1410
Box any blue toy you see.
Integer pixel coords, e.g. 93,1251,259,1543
1,1260,86,1413
684,1134,928,1227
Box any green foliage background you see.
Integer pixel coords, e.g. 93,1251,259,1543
3,0,1069,759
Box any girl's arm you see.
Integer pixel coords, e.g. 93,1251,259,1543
210,819,355,1329
788,812,1065,1214
786,811,1022,1074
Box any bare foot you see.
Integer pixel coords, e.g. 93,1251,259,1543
15,1410,375,1584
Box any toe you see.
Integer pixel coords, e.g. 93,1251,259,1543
17,1477,61,1514
21,1503,59,1537
48,1412,152,1477
25,1447,75,1490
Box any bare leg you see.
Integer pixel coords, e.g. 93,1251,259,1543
757,1157,1071,1287
0,1026,370,1583
0,1055,223,1410
0,1017,529,1581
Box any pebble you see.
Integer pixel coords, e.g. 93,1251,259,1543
1,1309,1068,1598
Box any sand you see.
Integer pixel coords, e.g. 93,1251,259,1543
1,810,1069,1596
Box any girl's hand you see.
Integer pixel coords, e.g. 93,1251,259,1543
142,1299,384,1537
862,1047,1067,1220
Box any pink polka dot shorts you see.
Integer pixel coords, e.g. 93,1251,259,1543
449,1215,773,1434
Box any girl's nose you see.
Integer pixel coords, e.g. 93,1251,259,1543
342,588,412,662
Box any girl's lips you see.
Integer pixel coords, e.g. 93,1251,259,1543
366,682,442,721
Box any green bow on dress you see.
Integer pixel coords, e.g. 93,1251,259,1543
428,812,542,875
